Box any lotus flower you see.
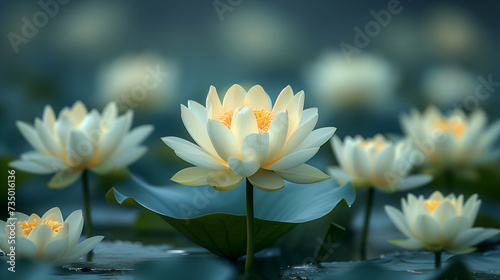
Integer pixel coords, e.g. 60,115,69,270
385,191,500,254
329,134,432,192
10,101,153,188
0,207,104,265
162,84,336,191
400,107,500,171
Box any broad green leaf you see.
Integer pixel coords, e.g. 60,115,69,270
107,175,355,259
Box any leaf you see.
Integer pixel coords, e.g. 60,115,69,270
107,174,355,259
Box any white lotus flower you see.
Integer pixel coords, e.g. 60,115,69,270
329,134,432,192
305,51,398,111
400,106,500,171
0,207,104,265
162,84,336,191
10,101,153,188
385,191,500,254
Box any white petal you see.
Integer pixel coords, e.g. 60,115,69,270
171,167,211,186
275,164,330,184
16,121,49,154
389,238,425,250
206,86,223,119
415,214,441,245
79,110,102,146
42,207,63,222
272,85,294,113
47,169,83,188
66,130,94,166
206,119,239,161
222,84,245,111
442,216,468,244
286,91,305,136
101,102,118,128
98,146,147,170
21,152,68,172
9,159,56,174
181,104,219,158
248,169,284,191
227,157,260,177
327,166,351,184
374,145,395,176
347,142,371,178
244,85,271,111
66,236,104,259
15,236,39,259
432,200,456,227
268,111,288,160
385,205,414,238
27,223,55,254
162,137,225,169
35,118,63,158
55,113,78,148
43,105,56,134
109,125,154,158
280,112,318,156
231,106,259,142
70,101,88,123
241,132,269,164
296,127,337,150
63,210,83,252
99,113,129,161
188,100,208,125
41,237,68,261
266,147,319,171
206,169,243,191
392,174,432,192
331,135,346,167
463,228,500,248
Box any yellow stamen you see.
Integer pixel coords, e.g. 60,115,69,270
18,219,63,236
434,118,465,138
218,108,275,133
362,141,385,151
425,200,440,212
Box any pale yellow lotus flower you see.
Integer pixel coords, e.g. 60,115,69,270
400,106,500,170
10,101,153,188
329,134,432,192
385,191,500,254
0,207,104,265
162,85,336,191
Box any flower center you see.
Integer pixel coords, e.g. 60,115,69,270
425,200,440,212
362,141,385,151
218,108,275,133
18,219,63,236
434,118,465,138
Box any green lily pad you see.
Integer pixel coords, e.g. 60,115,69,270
106,175,355,259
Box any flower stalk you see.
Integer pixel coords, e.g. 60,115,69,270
82,170,93,261
435,250,442,269
245,178,255,273
360,187,374,261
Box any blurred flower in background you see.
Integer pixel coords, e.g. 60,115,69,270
385,191,499,253
400,107,500,175
96,52,179,112
421,66,477,107
329,134,431,192
10,101,153,188
305,51,399,112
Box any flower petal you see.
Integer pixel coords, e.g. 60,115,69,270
47,169,83,188
296,127,337,150
66,130,94,166
41,236,68,261
385,205,413,238
248,169,284,191
266,147,319,171
327,166,351,184
347,142,371,178
272,85,294,113
374,145,395,175
241,132,269,164
162,137,227,170
286,91,305,136
391,174,433,192
171,167,211,186
275,164,330,184
15,236,39,259
16,121,49,155
280,111,318,156
181,104,219,158
389,238,424,250
206,119,239,161
63,210,83,251
43,105,56,134
206,86,223,119
231,106,259,142
9,159,56,174
227,157,260,177
101,102,118,128
268,111,288,160
206,169,243,191
222,84,245,111
66,236,104,259
42,207,63,222
27,223,55,254
415,214,441,246
244,85,271,111
35,118,63,158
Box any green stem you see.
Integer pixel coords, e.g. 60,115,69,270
435,251,442,269
360,187,374,261
82,170,94,261
245,178,255,273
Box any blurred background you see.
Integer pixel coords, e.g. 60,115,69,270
1,0,500,278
